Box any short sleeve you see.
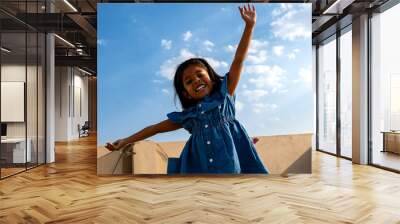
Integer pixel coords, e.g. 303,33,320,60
167,112,183,124
167,110,196,133
220,72,235,102
167,108,197,125
220,73,229,95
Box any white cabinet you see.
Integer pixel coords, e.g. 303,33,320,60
1,138,32,163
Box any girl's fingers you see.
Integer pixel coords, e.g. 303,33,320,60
238,6,244,17
105,143,113,151
240,4,255,12
113,139,120,146
239,4,256,19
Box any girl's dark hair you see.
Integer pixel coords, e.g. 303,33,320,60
173,58,223,109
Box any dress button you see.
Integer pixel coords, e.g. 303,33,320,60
198,104,202,108
207,141,211,145
201,111,204,114
204,124,208,128
209,158,213,163
218,105,221,109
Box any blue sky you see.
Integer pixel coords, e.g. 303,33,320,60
98,3,312,146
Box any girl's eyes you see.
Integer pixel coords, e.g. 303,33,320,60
184,73,205,85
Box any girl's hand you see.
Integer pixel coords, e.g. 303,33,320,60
105,139,126,151
252,137,259,145
239,4,256,27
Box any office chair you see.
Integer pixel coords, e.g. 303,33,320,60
78,121,90,138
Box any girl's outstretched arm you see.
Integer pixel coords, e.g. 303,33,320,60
105,119,182,151
228,4,256,96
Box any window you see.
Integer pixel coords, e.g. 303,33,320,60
317,36,337,154
340,28,352,158
0,1,47,179
371,3,400,171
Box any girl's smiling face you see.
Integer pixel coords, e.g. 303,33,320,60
182,64,213,100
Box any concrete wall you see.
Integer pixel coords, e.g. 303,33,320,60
97,134,312,175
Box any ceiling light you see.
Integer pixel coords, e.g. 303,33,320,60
54,34,75,48
63,0,78,12
78,67,93,76
1,47,11,53
323,0,355,15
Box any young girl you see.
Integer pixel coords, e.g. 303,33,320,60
106,4,268,174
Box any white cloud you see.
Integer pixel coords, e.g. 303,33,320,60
254,103,268,110
287,53,296,59
296,67,312,87
221,7,230,12
158,49,227,80
159,48,195,80
236,100,244,112
183,31,193,41
180,48,195,58
161,39,172,50
287,48,300,59
204,57,228,70
273,45,284,56
270,104,278,110
203,40,214,52
248,39,268,54
271,4,293,17
97,38,107,46
242,89,268,101
278,89,289,94
270,5,311,41
252,103,278,113
162,89,169,94
253,108,262,114
251,103,278,113
224,44,237,53
152,79,163,84
271,117,281,121
247,50,267,64
246,65,286,92
246,39,269,64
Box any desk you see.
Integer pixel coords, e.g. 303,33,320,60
1,138,31,163
382,131,400,154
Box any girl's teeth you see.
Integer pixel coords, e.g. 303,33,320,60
196,85,205,91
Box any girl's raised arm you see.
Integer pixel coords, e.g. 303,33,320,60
105,119,182,151
228,4,256,96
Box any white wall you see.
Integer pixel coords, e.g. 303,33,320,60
1,64,46,163
1,65,41,137
55,66,69,141
312,45,316,150
55,66,89,141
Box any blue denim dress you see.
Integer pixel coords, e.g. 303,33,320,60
167,73,268,174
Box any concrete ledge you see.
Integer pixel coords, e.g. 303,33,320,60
97,133,312,175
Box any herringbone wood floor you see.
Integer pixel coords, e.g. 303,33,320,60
1,135,400,224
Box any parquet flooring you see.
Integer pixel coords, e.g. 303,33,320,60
1,167,26,178
1,134,400,223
